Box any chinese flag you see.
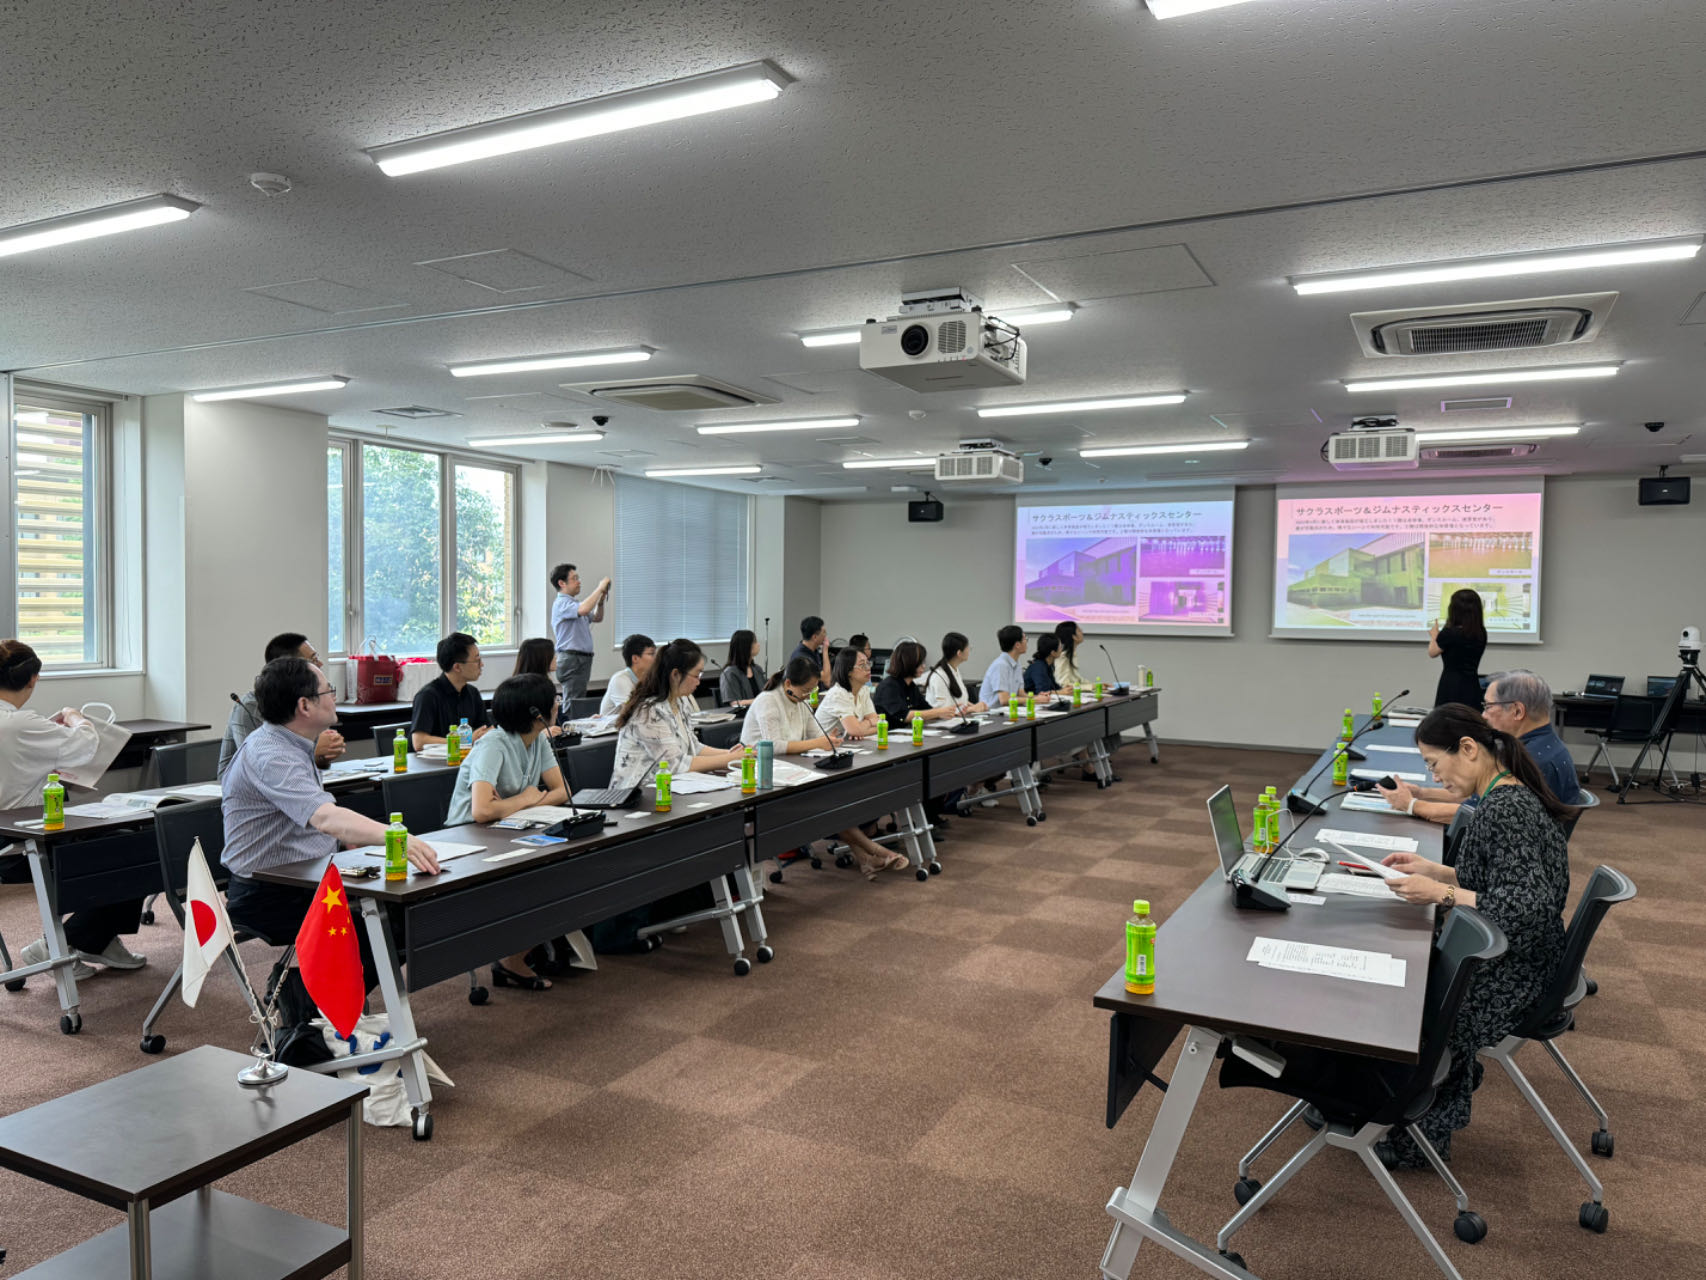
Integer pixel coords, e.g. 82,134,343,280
294,865,364,1037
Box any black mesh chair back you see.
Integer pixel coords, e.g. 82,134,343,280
1511,865,1635,1042
1441,805,1473,867
567,696,603,720
1409,907,1509,1100
1601,694,1659,742
381,769,459,835
152,799,229,931
564,737,618,790
146,740,222,789
372,720,411,751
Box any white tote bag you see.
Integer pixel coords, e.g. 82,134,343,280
319,1013,454,1126
53,702,133,789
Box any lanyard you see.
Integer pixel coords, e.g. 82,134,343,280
1479,770,1510,803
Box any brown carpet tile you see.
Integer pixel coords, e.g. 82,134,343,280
2,744,1702,1279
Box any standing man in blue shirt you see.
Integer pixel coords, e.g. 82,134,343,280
550,563,611,698
979,625,1028,707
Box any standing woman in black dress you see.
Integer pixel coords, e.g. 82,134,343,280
1430,588,1487,709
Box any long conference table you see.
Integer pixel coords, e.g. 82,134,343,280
252,687,1164,1138
0,691,1162,1112
1092,710,1443,1280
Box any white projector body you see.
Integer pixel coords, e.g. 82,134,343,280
860,311,1027,392
934,448,1024,485
1326,428,1420,471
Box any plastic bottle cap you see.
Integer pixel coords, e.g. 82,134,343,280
390,812,403,823
1133,899,1149,915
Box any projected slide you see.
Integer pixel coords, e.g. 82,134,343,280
1273,490,1543,639
1015,497,1235,633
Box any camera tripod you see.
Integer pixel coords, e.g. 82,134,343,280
1614,658,1706,804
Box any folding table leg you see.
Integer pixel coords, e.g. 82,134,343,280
356,898,433,1129
27,844,81,1031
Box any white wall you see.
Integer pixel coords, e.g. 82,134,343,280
820,476,1706,756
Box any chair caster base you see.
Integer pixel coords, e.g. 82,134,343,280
1584,977,1599,996
768,870,784,884
1591,1129,1613,1157
756,945,774,963
140,1033,165,1054
412,1110,433,1141
916,868,929,881
1454,1210,1487,1244
1233,1177,1260,1206
1579,1201,1608,1233
3,978,24,993
928,861,942,875
468,985,490,1006
141,910,156,925
733,957,752,976
1026,816,1037,826
60,1012,81,1035
809,857,823,869
834,852,854,869
1218,1250,1246,1271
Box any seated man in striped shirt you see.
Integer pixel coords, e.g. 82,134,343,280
222,657,439,1010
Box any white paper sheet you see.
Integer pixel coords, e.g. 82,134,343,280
669,771,736,794
346,841,484,862
1339,792,1399,814
1363,744,1423,755
1315,827,1419,853
1247,936,1407,986
1351,768,1428,784
1314,873,1403,900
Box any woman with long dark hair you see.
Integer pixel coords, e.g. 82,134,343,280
719,629,764,708
1430,588,1487,708
610,640,746,789
1024,634,1061,695
922,632,987,716
1376,702,1574,1167
871,640,961,728
511,637,567,732
1052,619,1086,689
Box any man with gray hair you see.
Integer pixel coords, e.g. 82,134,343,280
1381,667,1584,823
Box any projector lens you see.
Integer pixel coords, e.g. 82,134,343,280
900,324,930,357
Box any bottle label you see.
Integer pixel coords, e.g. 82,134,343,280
656,774,671,811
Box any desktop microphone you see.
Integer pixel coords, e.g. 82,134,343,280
1098,644,1129,693
1235,784,1356,911
1286,690,1408,814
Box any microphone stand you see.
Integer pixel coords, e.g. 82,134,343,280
1098,644,1129,693
1286,691,1408,815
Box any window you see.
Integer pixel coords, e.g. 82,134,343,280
613,475,749,641
10,396,109,667
328,440,519,656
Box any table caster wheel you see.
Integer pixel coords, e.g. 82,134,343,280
412,1111,433,1141
140,1033,166,1054
1037,811,1047,821
60,1012,82,1035
733,957,752,976
4,978,24,993
1579,1202,1608,1233
468,985,490,1006
1218,1250,1246,1271
1026,816,1038,826
756,945,774,963
141,909,156,925
928,861,942,875
916,868,929,882
810,857,823,869
834,853,854,869
1233,1177,1261,1205
768,869,784,884
1591,1130,1613,1157
1453,1211,1487,1244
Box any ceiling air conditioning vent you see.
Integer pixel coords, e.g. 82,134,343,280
1421,443,1541,461
559,374,778,413
1351,292,1615,358
375,405,460,419
1441,397,1513,413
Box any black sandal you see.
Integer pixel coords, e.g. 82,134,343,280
491,962,551,991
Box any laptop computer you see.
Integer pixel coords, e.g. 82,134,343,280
1647,675,1678,698
1207,785,1322,892
1582,674,1625,698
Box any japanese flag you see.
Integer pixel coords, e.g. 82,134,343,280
181,838,245,1007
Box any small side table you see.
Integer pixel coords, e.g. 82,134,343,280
0,1044,368,1279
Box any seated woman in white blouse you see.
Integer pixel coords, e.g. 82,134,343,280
609,640,746,791
816,647,883,739
0,639,147,977
744,656,908,879
922,631,988,717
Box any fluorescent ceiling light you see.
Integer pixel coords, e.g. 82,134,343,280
799,328,863,348
1147,0,1267,18
470,432,605,447
979,393,1187,418
1415,425,1581,443
1079,440,1250,459
988,303,1078,325
644,464,763,478
1293,237,1703,295
1345,365,1620,393
696,416,860,436
192,377,349,402
449,347,652,378
369,61,792,176
841,457,937,470
0,194,198,259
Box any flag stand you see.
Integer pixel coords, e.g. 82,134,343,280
235,945,294,1088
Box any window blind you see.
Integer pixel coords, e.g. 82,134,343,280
613,475,749,643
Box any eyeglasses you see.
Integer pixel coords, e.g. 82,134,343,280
312,688,337,700
1482,700,1515,710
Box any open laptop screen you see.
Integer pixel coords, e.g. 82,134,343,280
1205,785,1247,878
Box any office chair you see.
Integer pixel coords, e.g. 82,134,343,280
567,696,603,720
380,769,458,835
1218,908,1507,1280
140,800,254,1054
1476,864,1634,1233
564,737,619,790
143,739,222,789
1583,695,1667,788
372,720,411,751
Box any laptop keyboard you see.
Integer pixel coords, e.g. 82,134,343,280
1250,857,1293,882
572,787,634,808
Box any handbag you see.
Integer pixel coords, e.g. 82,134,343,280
350,639,401,705
318,1013,454,1126
53,702,133,789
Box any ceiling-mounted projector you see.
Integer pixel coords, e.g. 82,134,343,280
1326,416,1419,471
860,287,1028,392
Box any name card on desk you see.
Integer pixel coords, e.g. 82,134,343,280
1246,937,1407,987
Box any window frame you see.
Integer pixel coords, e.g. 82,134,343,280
329,435,521,657
8,386,114,671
